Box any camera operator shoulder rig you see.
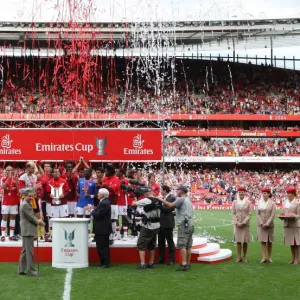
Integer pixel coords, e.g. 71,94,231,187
141,197,161,225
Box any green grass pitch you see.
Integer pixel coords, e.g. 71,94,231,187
1,210,300,300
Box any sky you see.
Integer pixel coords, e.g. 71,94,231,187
1,0,300,22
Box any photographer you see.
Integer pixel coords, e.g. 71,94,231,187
121,176,146,237
158,186,194,272
132,187,161,269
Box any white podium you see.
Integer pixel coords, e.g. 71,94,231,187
51,218,90,268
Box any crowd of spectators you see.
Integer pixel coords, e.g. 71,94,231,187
144,167,299,205
0,60,300,115
165,138,300,157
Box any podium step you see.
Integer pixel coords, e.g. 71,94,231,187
197,249,232,264
191,243,220,257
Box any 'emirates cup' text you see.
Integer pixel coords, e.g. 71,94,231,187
36,143,93,153
61,248,78,257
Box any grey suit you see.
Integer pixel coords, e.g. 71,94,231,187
18,200,39,275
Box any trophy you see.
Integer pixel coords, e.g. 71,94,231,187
64,229,75,247
49,183,64,205
96,137,107,155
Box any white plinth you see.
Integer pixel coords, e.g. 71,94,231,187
51,218,89,268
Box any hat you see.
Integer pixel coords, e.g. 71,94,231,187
177,186,188,193
237,186,246,192
261,187,271,193
19,187,36,195
286,186,296,194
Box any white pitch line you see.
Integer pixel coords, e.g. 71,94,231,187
198,222,233,229
62,268,73,300
205,217,232,222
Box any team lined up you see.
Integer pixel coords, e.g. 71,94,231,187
0,159,158,242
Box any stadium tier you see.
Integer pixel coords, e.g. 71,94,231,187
0,60,300,115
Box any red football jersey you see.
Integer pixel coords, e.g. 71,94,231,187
63,173,79,202
102,175,120,205
1,177,19,206
151,183,160,197
118,178,129,206
40,173,52,202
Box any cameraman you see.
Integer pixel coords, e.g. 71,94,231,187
132,187,160,269
158,186,194,272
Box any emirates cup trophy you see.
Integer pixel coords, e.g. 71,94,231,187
96,137,107,155
50,183,64,205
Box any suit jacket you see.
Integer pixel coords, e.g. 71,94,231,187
256,200,276,228
282,200,300,228
160,194,175,229
91,197,113,235
20,200,39,237
232,199,252,226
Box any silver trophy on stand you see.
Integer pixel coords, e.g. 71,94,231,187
96,137,107,155
49,183,64,205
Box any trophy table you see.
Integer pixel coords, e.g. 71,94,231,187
51,218,90,268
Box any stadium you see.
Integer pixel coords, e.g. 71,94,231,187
1,1,300,300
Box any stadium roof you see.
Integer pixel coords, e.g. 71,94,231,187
0,18,300,50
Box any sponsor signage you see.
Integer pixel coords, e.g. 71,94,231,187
192,204,283,210
169,130,300,137
0,129,162,161
0,113,300,121
166,156,300,163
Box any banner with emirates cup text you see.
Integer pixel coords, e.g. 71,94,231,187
0,129,163,161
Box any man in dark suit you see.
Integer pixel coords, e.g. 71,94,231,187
18,188,45,276
87,188,112,268
158,185,176,265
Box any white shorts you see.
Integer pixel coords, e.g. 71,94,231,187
76,206,91,216
1,205,18,215
67,202,77,216
118,205,128,216
111,205,118,220
50,205,69,218
46,203,51,217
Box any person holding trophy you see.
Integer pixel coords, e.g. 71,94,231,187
47,168,70,218
45,168,69,242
